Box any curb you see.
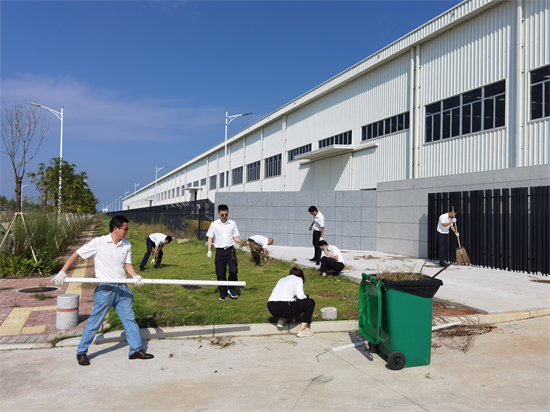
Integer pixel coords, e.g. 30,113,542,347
0,308,547,351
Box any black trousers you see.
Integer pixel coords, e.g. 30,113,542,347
215,246,238,299
267,299,316,324
320,257,345,274
437,232,449,265
140,238,163,268
312,230,322,262
248,239,262,266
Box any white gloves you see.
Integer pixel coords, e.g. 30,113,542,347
207,250,212,258
264,258,267,262
319,237,324,241
150,259,155,265
133,275,144,286
51,271,67,286
455,232,460,237
452,218,457,223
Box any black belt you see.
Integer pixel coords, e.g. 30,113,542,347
216,246,234,250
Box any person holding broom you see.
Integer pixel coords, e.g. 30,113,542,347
437,210,459,267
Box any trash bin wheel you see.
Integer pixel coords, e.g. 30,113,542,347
368,342,379,353
387,351,406,370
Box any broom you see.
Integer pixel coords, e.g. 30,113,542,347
452,206,470,265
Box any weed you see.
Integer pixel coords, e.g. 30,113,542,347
49,334,74,347
34,292,54,300
11,303,21,308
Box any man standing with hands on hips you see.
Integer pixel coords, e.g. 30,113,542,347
51,215,153,366
437,210,458,267
308,206,325,265
206,204,242,301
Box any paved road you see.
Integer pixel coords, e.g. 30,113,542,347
1,316,548,412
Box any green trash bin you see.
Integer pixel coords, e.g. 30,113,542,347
359,273,443,370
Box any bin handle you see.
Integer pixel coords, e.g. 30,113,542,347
431,264,450,279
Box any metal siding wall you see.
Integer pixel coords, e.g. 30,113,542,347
420,1,514,177
331,154,352,190
263,121,283,157
286,54,410,150
422,128,508,176
285,161,314,191
230,140,244,168
245,131,262,161
524,0,550,166
353,132,409,189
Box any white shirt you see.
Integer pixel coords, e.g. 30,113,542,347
77,234,132,280
324,244,345,265
206,219,240,248
249,235,268,248
312,211,325,231
149,233,167,246
437,213,452,234
268,275,307,302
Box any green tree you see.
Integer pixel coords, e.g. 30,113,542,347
27,158,99,214
0,195,17,212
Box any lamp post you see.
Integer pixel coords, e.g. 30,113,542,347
135,183,141,192
225,111,251,190
118,196,122,211
21,184,30,211
31,102,63,215
155,166,167,206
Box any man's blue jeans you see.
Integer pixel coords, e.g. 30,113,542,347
77,283,142,356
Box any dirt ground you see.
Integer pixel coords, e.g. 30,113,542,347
432,301,482,317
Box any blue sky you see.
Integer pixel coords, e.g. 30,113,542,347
1,0,461,210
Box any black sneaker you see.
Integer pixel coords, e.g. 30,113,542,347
139,266,145,272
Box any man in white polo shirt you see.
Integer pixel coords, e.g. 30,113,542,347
437,210,458,266
247,235,274,266
318,240,345,277
51,215,153,366
139,232,172,271
206,204,242,301
308,206,325,265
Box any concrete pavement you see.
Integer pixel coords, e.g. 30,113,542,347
0,317,548,411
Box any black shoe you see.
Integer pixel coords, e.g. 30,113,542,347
308,258,317,262
315,261,321,266
139,266,145,272
76,353,90,366
129,350,154,360
154,265,160,269
439,262,450,267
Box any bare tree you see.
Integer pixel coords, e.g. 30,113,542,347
1,101,49,212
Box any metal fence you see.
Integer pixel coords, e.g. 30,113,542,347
105,200,215,240
428,186,549,275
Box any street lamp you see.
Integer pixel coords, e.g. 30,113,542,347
155,166,167,206
31,102,63,215
118,196,122,211
225,111,251,190
135,183,141,192
21,184,30,211
124,191,129,210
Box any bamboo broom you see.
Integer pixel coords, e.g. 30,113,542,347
452,206,470,265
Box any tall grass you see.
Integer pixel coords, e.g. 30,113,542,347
0,213,95,278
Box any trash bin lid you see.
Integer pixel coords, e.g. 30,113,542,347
358,273,382,344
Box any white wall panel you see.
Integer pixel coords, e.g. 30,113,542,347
524,0,550,70
285,162,314,191
524,120,550,166
263,121,283,158
421,128,508,176
422,1,514,103
245,131,262,162
229,140,244,169
353,132,409,189
262,176,282,191
286,54,410,151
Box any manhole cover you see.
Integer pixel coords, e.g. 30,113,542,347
182,285,202,291
18,287,58,293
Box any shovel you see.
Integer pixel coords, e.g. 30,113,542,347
452,206,470,266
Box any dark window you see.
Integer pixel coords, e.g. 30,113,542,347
232,167,243,185
391,116,397,133
210,175,217,190
193,180,199,187
200,178,206,186
288,144,312,161
531,65,550,120
319,131,352,148
361,112,410,141
265,154,281,178
246,161,260,182
425,80,506,142
384,118,391,135
219,173,225,188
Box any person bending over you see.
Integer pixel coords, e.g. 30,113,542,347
139,233,172,271
267,267,316,338
247,235,274,266
318,240,345,277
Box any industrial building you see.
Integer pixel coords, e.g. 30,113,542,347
123,0,549,265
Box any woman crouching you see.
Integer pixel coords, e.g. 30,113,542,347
267,267,316,337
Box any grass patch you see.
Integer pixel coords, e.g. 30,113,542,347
100,219,360,331
33,292,55,300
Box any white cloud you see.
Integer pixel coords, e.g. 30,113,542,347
1,73,221,143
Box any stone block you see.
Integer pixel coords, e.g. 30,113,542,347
330,223,342,236
342,221,361,237
287,233,295,247
275,233,289,246
343,206,361,222
320,206,335,220
310,192,319,207
287,207,295,221
272,219,289,234
341,236,361,250
361,222,377,237
317,191,336,207
360,236,376,251
295,192,312,207
251,206,263,219
342,191,361,206
295,234,311,247
362,207,376,222
330,235,343,248
361,191,377,207
56,294,80,331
